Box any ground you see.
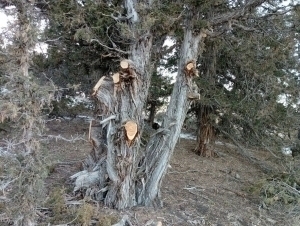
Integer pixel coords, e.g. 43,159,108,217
37,118,299,226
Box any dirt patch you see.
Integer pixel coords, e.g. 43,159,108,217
39,119,298,225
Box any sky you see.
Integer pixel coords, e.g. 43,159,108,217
0,11,8,28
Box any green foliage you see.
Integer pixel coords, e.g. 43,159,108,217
192,6,300,151
147,71,172,105
42,0,119,92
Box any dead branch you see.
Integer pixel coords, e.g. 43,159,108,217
52,215,78,226
0,178,17,192
0,213,10,224
168,170,202,174
56,160,85,165
150,128,170,137
281,182,300,196
112,215,133,226
187,92,200,100
71,170,100,192
90,39,129,54
92,76,105,96
232,21,259,31
100,115,117,125
222,187,247,198
39,134,87,142
209,0,266,26
183,186,205,191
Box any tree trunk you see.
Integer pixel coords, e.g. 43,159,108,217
136,27,204,207
194,104,217,157
84,40,153,210
72,0,154,209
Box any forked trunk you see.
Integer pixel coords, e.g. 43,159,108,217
72,7,203,209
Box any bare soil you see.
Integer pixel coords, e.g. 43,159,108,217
40,118,298,226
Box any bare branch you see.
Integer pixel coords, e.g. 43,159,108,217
100,115,117,125
232,20,259,31
43,36,62,43
39,134,87,142
209,0,266,26
90,39,129,55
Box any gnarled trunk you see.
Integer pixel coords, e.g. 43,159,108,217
71,0,154,210
194,104,217,157
80,38,153,209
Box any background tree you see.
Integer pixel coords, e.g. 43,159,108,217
146,65,173,125
0,1,53,224
180,1,300,159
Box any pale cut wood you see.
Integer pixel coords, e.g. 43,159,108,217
112,73,120,83
124,120,138,140
186,62,194,71
92,76,105,95
120,60,129,69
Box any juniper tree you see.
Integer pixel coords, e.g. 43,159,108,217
70,0,280,209
0,1,53,225
192,2,300,158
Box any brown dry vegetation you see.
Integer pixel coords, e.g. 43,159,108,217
26,118,300,226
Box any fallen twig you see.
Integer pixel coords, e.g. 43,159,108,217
222,187,247,198
39,134,87,142
168,169,201,174
112,215,133,226
183,186,205,191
